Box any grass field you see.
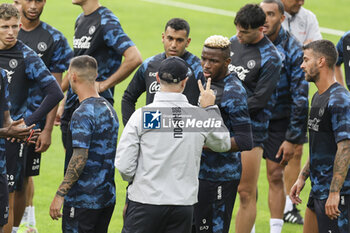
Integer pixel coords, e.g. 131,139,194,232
4,0,350,232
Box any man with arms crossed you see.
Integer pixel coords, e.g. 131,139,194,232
13,0,73,231
50,55,119,233
0,4,63,233
260,0,309,231
229,4,282,233
335,31,350,89
116,56,231,233
60,0,142,171
122,18,203,125
290,40,350,233
194,35,253,233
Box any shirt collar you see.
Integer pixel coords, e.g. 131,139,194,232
153,92,189,103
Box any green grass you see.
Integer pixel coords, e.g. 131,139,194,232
4,0,349,232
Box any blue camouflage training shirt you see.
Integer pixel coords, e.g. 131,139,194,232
199,72,252,181
64,97,119,209
308,83,350,199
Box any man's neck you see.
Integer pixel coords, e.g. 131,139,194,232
268,25,281,43
77,85,100,102
20,17,40,31
315,70,337,95
0,41,17,50
81,0,101,15
251,32,264,45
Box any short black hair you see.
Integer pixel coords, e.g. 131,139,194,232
70,55,98,82
262,0,284,15
165,18,190,37
303,40,338,69
234,4,266,29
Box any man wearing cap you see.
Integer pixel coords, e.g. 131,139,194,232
115,56,231,233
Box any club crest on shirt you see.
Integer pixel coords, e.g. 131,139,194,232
346,45,350,51
89,26,96,35
9,59,18,69
247,60,256,69
318,107,325,117
37,42,47,52
298,21,305,30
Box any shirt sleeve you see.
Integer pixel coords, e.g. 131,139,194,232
102,11,135,56
336,34,344,66
49,33,74,73
221,79,253,151
0,70,10,112
121,63,147,126
70,108,94,149
286,47,309,144
115,109,141,182
329,90,350,143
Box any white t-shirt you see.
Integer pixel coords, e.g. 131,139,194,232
282,7,322,44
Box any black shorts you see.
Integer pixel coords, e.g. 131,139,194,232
263,118,289,163
123,200,193,233
194,179,240,233
5,141,25,192
0,174,9,226
307,193,350,233
62,204,114,233
25,143,41,177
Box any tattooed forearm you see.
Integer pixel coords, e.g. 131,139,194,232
56,148,89,197
330,140,350,193
299,156,310,181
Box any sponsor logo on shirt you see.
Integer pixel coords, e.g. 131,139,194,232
199,219,209,231
73,36,92,49
143,110,161,129
228,64,249,81
3,69,14,84
308,118,321,132
149,81,160,94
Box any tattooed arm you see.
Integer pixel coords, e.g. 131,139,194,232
325,139,350,220
289,156,310,204
49,148,89,220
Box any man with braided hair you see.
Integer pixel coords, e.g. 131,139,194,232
194,35,253,233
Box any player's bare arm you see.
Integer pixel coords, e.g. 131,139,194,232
50,148,88,220
326,139,350,220
290,157,310,204
56,148,89,197
96,46,142,92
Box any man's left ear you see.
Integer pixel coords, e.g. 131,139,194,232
185,38,191,48
156,72,160,83
181,77,189,87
